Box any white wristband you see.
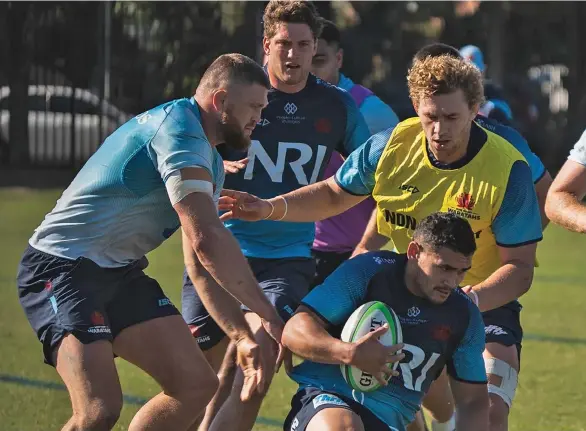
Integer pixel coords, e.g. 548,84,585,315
275,196,288,221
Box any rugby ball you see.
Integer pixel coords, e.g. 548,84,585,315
340,301,403,393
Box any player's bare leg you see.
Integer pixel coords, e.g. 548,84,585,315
55,336,123,431
113,315,219,431
417,368,455,430
307,408,365,431
190,337,235,431
208,312,278,431
483,343,519,431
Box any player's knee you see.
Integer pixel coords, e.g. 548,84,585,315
173,367,219,406
485,357,517,411
73,398,122,430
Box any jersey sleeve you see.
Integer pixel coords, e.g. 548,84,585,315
493,160,543,247
338,89,372,156
568,129,586,167
148,104,214,183
476,116,546,183
301,252,389,326
334,127,393,196
360,96,400,135
447,300,487,384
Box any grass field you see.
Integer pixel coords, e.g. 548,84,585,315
1,188,586,431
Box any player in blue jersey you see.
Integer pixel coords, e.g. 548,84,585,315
181,2,370,430
16,53,288,431
282,212,489,431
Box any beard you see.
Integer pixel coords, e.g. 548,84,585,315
219,109,251,152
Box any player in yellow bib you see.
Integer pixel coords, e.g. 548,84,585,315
220,54,542,431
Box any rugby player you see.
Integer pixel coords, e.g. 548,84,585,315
545,128,586,232
354,43,552,430
16,53,286,431
181,2,370,430
310,18,399,286
283,212,489,431
220,53,543,431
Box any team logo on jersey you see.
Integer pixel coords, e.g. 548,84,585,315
44,280,53,291
432,324,452,341
314,118,332,134
456,192,476,211
407,307,421,318
257,118,270,127
448,192,481,220
284,102,298,115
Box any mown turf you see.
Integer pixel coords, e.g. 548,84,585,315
1,188,585,430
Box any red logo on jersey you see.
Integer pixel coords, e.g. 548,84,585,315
432,324,452,341
315,118,332,134
456,193,476,211
90,311,105,326
44,280,53,291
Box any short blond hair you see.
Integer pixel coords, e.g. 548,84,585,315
263,1,322,40
407,54,484,108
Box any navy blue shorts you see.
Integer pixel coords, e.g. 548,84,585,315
17,245,180,365
182,257,315,351
482,305,523,361
311,249,352,289
283,388,392,431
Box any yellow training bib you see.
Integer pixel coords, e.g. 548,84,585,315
373,118,526,286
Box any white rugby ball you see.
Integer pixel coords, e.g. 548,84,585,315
340,301,403,393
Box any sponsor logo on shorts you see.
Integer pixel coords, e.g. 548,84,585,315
91,311,106,326
312,394,348,409
290,417,299,431
196,335,211,344
158,298,172,307
283,305,294,316
485,325,508,336
88,326,111,334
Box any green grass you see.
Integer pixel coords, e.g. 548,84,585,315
1,188,586,430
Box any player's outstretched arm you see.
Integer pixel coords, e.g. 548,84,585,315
545,159,586,233
450,379,489,431
220,176,367,223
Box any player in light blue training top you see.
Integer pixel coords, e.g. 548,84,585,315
282,213,489,431
16,53,286,431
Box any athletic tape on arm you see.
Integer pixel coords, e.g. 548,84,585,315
165,170,213,206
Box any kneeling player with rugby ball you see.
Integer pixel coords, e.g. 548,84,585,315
282,213,489,431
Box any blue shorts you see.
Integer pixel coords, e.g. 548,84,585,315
17,245,180,365
182,257,315,350
284,387,394,431
482,305,523,362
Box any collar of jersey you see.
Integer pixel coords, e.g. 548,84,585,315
337,73,354,91
263,64,317,96
188,96,203,122
421,122,488,171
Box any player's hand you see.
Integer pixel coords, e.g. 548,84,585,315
351,246,370,258
235,335,266,401
261,317,293,374
224,158,249,174
348,324,405,386
219,189,273,222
